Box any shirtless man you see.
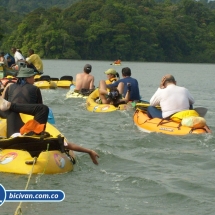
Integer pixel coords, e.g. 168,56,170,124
74,64,94,94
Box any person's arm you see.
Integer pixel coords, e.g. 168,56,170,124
25,56,32,65
159,76,167,89
15,53,25,63
150,77,166,106
135,80,141,100
36,88,43,104
121,83,131,103
122,91,130,103
187,89,195,105
18,59,27,62
65,142,99,165
106,80,120,89
74,74,81,90
17,52,25,60
89,76,94,89
149,88,162,106
2,84,11,100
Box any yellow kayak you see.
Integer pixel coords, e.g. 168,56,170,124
34,75,57,89
66,85,93,99
55,76,73,89
34,75,74,89
134,103,210,136
34,80,57,89
66,91,88,99
0,114,75,174
86,88,128,112
133,110,208,135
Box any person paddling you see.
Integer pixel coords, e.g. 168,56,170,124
0,97,99,165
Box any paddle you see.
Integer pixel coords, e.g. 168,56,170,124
194,107,208,117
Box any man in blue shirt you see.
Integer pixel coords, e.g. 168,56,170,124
106,67,140,101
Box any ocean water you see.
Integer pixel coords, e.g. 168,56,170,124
1,60,215,215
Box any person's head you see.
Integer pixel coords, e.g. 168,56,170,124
28,49,34,56
104,68,118,79
122,67,131,77
17,49,22,54
7,56,11,62
16,67,35,84
84,64,92,74
0,51,4,57
11,47,16,54
163,74,176,87
109,88,121,103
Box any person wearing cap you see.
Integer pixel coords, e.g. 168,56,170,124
147,74,195,119
104,68,120,85
0,67,43,137
106,67,140,101
74,64,95,95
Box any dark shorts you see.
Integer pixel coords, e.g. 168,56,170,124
80,88,94,96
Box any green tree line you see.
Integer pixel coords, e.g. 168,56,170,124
1,0,79,13
1,0,215,63
2,0,215,12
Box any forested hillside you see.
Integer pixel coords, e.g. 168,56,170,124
1,0,79,13
2,0,215,12
1,0,215,63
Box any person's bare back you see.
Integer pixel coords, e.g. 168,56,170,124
75,64,94,90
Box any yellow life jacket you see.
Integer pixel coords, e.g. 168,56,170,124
170,110,199,122
105,78,117,85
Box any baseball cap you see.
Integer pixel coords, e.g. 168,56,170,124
104,68,117,75
84,64,92,72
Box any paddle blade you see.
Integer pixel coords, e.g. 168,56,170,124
194,107,208,117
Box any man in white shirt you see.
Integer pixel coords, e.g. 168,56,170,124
148,74,195,118
11,47,25,63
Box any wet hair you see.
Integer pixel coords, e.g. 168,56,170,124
122,67,131,76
